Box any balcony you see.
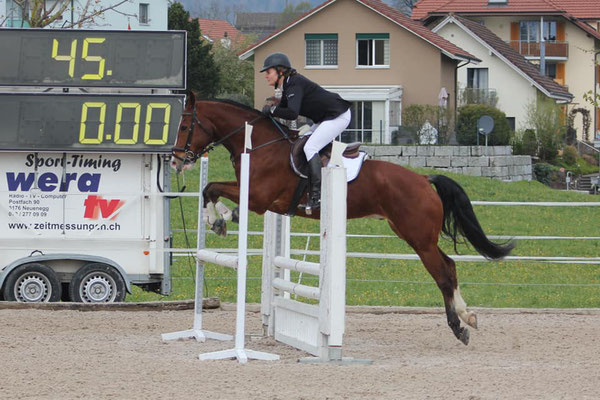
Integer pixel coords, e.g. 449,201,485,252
508,41,568,58
459,88,499,107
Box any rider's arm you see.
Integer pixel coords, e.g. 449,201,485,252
271,84,303,120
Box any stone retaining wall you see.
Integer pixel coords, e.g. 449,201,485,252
363,145,532,181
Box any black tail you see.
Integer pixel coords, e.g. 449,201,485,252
429,175,515,260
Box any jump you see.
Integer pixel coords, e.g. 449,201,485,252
171,91,514,345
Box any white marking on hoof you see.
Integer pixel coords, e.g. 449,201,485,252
206,202,219,225
453,287,477,329
215,201,233,221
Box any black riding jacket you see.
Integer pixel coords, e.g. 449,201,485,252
271,73,351,123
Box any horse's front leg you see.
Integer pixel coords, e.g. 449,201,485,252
203,181,240,237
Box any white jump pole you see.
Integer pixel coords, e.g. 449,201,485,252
162,156,233,342
198,123,279,363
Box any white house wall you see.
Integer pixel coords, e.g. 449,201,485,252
437,22,537,131
1,0,168,30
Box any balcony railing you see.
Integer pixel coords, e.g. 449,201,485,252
508,40,568,58
459,88,499,107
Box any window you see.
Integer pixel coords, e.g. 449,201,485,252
467,68,489,89
139,3,149,24
305,34,338,67
544,62,557,79
519,20,557,41
356,34,389,67
342,101,373,143
506,117,515,132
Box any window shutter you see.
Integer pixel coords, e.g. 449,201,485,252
556,21,565,41
556,63,565,85
510,22,519,41
356,33,389,40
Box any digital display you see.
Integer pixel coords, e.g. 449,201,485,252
0,93,184,153
0,29,186,88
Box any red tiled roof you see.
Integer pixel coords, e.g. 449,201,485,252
412,0,600,40
239,0,479,61
413,0,600,21
198,18,244,43
452,16,572,100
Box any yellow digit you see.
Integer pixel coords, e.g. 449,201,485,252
81,38,106,80
144,103,171,145
52,39,77,78
79,102,106,144
115,103,141,144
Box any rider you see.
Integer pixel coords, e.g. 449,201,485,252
261,52,351,210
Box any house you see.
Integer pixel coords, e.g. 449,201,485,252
239,0,479,144
1,0,168,30
432,15,573,131
412,0,600,141
198,18,244,48
235,12,281,40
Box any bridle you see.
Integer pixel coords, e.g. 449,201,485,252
171,109,212,165
171,106,290,165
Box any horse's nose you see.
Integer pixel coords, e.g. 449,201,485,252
170,156,182,172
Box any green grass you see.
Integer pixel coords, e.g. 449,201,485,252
128,147,600,308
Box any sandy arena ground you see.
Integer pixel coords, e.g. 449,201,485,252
1,305,599,400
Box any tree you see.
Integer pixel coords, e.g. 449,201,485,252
277,1,312,28
169,2,219,98
3,0,134,28
524,98,564,162
212,34,257,106
391,0,419,16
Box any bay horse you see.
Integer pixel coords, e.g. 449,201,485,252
171,92,514,345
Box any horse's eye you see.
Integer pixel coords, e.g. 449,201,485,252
180,125,188,131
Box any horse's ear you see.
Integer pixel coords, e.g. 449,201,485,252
186,90,196,109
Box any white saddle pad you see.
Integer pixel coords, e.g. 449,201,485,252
341,151,368,182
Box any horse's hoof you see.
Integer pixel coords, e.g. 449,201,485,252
232,207,239,224
467,313,478,329
211,219,227,237
459,328,470,345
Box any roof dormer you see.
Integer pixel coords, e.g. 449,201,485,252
488,0,508,5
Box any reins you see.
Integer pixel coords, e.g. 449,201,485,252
172,107,294,164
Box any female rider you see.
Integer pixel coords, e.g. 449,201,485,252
261,52,351,211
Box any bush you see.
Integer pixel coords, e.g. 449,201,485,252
533,163,556,185
512,129,537,157
561,145,578,165
456,104,511,145
402,104,452,144
524,99,563,163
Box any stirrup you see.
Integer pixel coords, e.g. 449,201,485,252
304,196,320,215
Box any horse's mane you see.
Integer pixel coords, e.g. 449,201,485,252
212,98,262,116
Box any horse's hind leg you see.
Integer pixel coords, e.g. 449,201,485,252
416,245,478,345
388,221,476,344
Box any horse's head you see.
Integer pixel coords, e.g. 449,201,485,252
171,91,215,172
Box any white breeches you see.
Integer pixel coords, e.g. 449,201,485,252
303,109,351,160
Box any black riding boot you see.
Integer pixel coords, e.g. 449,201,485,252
306,154,322,213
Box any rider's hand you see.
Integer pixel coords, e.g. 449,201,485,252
262,104,273,116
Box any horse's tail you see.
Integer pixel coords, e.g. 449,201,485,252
428,175,515,260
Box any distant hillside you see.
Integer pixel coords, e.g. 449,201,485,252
177,0,401,21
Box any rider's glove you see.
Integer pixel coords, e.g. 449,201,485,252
262,104,274,116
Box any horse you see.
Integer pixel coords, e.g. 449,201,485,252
171,92,514,345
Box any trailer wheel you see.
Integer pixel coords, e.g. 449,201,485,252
69,263,126,303
2,263,61,302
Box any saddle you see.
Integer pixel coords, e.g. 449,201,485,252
285,133,364,216
289,134,362,179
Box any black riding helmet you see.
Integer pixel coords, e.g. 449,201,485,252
260,52,292,72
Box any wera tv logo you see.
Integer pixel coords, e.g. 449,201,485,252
83,195,124,220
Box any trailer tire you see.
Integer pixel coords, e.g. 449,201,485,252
69,263,126,303
2,263,61,302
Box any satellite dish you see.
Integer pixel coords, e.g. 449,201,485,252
477,115,494,136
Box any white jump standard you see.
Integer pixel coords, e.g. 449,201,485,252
161,156,232,343
262,165,371,364
195,123,279,363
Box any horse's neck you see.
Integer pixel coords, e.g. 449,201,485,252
212,108,283,154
